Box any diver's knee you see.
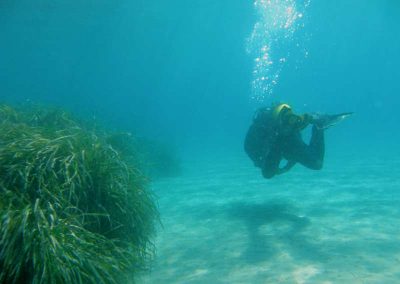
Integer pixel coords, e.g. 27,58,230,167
311,160,323,170
262,169,275,179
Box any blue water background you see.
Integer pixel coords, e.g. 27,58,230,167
1,1,400,160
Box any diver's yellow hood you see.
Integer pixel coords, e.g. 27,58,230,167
272,103,291,120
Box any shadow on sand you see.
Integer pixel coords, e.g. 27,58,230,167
226,200,325,264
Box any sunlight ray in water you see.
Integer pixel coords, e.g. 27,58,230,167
247,0,311,101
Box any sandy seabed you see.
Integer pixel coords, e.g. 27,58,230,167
139,153,400,284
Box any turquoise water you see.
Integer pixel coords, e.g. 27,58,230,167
2,0,400,283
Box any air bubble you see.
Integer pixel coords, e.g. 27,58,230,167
247,0,311,102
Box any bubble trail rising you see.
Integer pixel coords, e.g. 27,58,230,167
247,0,311,102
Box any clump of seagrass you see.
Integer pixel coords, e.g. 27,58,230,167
0,105,158,284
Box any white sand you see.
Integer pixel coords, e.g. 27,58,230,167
138,154,400,283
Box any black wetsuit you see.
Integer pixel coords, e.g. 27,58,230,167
244,107,325,179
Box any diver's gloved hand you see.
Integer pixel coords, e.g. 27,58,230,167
293,113,312,130
302,113,313,125
309,113,330,130
281,112,312,131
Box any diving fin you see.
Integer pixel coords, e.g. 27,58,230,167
311,112,353,130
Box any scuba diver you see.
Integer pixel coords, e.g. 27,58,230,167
244,103,352,179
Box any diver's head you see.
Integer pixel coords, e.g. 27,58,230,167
273,103,309,133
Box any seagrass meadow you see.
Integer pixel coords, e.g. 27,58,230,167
0,104,159,284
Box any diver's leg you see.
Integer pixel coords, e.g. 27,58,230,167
308,125,325,168
284,126,325,170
